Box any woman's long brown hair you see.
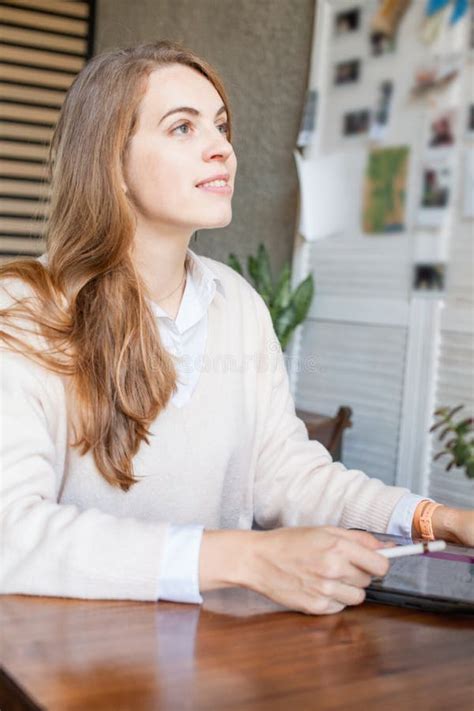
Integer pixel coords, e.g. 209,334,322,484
0,40,233,491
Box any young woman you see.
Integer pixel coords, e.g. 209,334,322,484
1,41,472,616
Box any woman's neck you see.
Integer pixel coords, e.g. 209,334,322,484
132,226,191,309
153,271,187,320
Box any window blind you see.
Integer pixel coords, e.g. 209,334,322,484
0,0,94,261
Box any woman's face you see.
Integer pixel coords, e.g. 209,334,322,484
123,63,237,236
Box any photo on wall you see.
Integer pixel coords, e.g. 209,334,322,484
362,145,409,233
370,32,396,55
413,263,445,292
467,104,474,138
470,1,474,53
462,146,474,218
416,157,452,228
370,0,410,41
335,7,361,35
334,59,360,85
369,80,394,141
426,109,456,149
368,0,405,55
410,55,461,99
343,109,370,136
297,89,318,148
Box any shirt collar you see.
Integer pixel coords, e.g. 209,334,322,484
37,249,224,332
152,248,225,332
185,247,225,299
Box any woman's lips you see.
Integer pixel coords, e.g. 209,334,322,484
196,183,233,195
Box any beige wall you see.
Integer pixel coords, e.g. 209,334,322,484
94,0,315,277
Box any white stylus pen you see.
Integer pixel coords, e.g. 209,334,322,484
378,540,447,558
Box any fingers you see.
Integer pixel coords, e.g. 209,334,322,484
302,599,346,616
321,579,367,607
324,528,391,578
332,581,367,606
345,539,390,577
329,526,386,550
340,564,373,589
310,552,373,588
302,580,367,615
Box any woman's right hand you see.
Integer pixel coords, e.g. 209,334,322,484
242,526,391,615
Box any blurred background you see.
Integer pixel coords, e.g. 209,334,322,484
0,0,473,506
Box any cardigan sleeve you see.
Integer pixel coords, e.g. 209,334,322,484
251,293,411,533
0,348,170,600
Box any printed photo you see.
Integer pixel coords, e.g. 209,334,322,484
334,59,360,85
462,146,474,218
411,56,461,98
343,109,370,135
335,7,361,35
369,80,394,141
470,2,474,52
370,32,396,56
420,164,451,208
467,104,474,138
413,264,445,292
427,109,456,148
416,157,452,228
362,145,409,233
297,89,318,148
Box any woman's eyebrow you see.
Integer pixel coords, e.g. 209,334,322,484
159,104,226,124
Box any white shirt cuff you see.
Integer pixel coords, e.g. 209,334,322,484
158,524,205,604
386,493,434,539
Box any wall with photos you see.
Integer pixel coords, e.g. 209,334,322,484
289,0,473,503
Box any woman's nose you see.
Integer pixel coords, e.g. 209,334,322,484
202,128,233,161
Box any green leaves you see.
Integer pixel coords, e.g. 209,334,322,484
227,242,315,352
291,275,314,325
272,263,292,314
430,405,474,480
227,253,243,276
247,244,273,307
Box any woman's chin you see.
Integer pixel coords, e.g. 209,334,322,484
198,212,233,230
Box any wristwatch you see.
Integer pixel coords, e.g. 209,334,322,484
417,501,443,541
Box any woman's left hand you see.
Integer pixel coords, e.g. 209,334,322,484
432,506,474,546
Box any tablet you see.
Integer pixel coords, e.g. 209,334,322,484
362,532,474,615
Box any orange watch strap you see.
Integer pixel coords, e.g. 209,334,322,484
418,502,443,541
413,499,431,536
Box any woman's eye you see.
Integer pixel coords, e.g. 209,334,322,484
171,121,229,136
173,122,191,135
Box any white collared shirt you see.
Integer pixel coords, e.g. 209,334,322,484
155,249,425,604
149,248,225,409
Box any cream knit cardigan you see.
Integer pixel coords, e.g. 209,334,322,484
0,258,409,600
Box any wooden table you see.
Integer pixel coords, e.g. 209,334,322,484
1,588,473,710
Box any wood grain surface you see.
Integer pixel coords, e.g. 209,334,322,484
0,588,473,710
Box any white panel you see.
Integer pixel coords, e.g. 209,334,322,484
428,331,474,507
445,221,474,309
306,235,411,300
310,294,409,326
396,299,442,494
294,319,407,485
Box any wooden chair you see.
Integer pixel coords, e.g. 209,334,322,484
296,406,353,461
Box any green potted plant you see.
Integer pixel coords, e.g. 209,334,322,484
430,405,474,479
227,243,314,352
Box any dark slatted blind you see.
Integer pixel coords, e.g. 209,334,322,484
0,0,95,261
